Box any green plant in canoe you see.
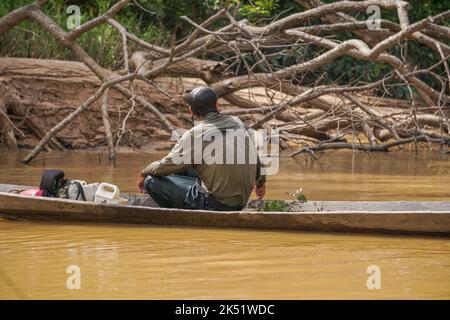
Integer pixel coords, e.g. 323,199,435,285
260,200,288,212
288,188,308,203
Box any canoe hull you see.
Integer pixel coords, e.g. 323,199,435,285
1,191,450,236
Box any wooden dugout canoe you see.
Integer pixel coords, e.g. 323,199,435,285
0,184,450,236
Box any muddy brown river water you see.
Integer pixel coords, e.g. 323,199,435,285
0,150,449,299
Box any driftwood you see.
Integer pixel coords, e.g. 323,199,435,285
0,0,448,163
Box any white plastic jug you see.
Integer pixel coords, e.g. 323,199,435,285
94,183,120,203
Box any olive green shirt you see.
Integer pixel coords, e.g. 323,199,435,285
141,112,265,207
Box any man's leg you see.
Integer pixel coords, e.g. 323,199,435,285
144,174,196,209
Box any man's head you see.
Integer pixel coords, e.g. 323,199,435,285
185,86,218,117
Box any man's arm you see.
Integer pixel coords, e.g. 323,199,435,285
140,130,193,177
256,156,266,187
141,156,191,177
242,121,267,199
255,155,267,199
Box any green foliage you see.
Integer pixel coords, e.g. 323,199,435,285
0,0,172,67
260,200,288,212
136,0,211,33
317,0,450,98
0,0,448,95
234,0,280,20
288,188,307,203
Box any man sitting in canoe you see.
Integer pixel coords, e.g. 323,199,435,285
137,86,266,211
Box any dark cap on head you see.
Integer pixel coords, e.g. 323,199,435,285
185,86,218,116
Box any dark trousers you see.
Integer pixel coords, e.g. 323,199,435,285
144,168,244,211
144,168,198,209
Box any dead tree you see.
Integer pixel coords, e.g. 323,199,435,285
0,0,448,163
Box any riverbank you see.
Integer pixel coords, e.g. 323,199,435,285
3,58,447,159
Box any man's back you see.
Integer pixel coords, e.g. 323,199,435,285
190,112,257,207
141,112,259,208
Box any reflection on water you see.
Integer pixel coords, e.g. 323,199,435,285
0,150,449,299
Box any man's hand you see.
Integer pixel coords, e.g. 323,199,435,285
255,184,266,200
137,174,146,193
